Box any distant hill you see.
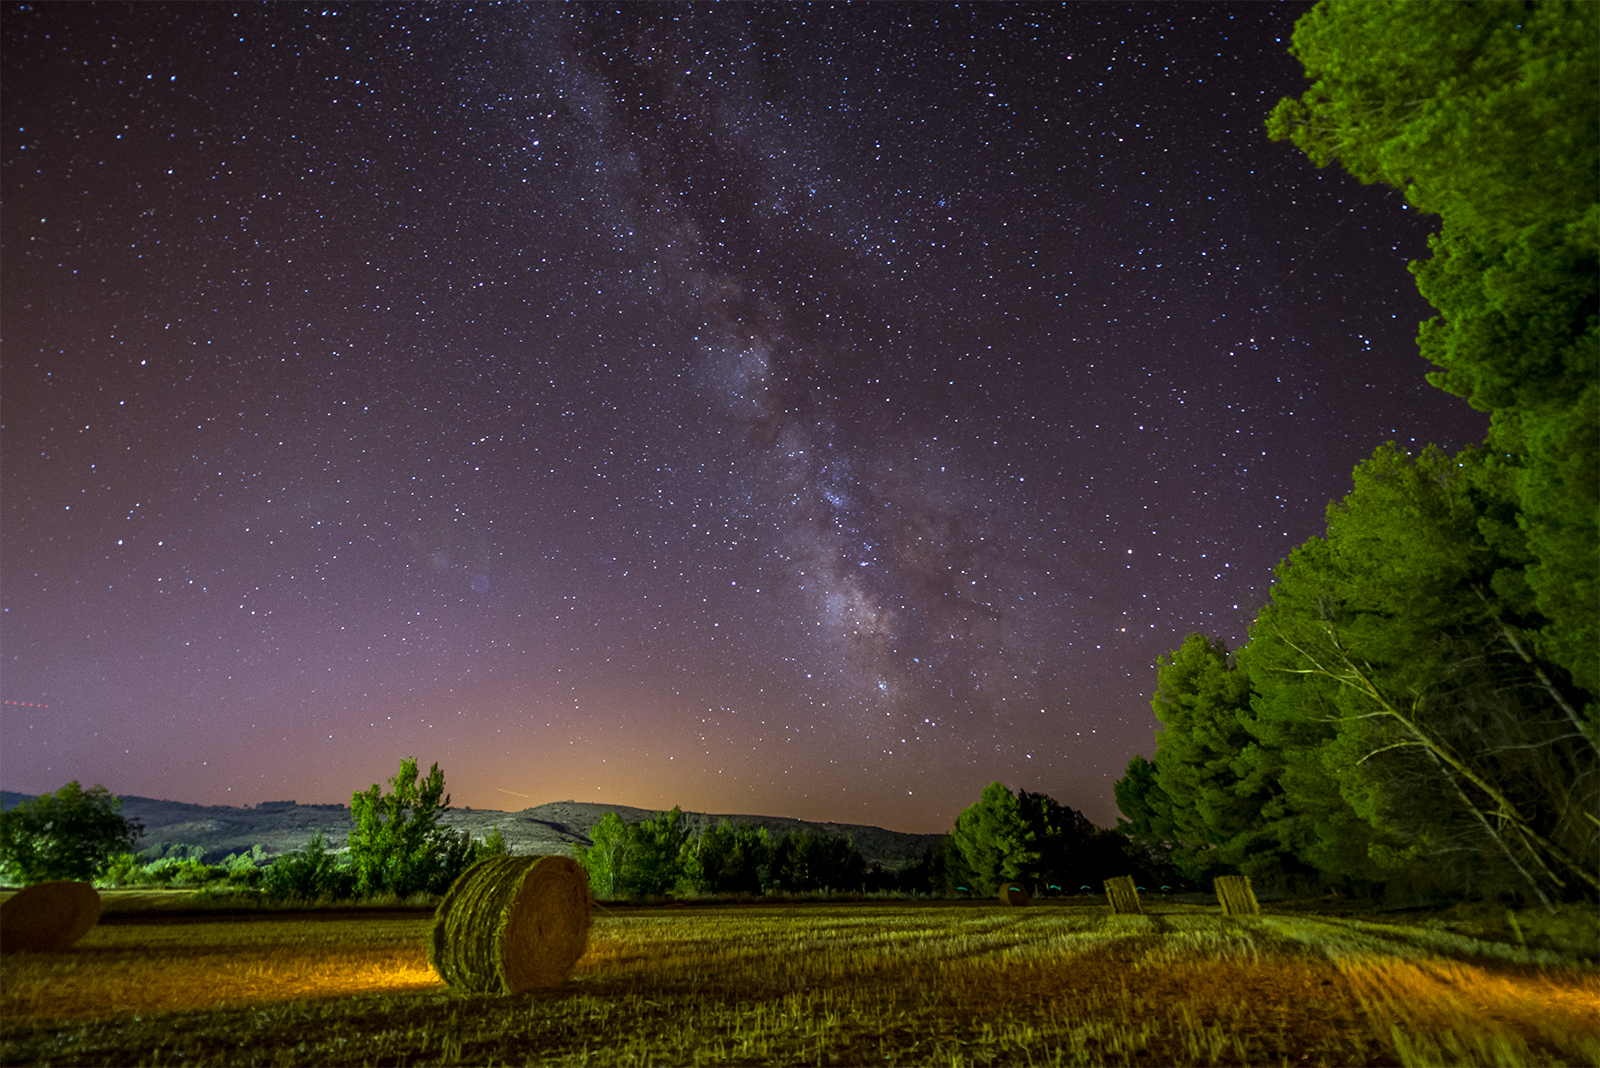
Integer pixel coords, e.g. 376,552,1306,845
0,791,943,871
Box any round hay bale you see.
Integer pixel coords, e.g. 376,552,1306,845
428,854,592,994
997,882,1031,907
0,880,101,954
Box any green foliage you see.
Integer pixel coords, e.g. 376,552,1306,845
950,782,1036,896
348,757,476,897
1248,443,1598,905
1136,636,1310,887
767,830,867,893
624,807,691,897
1127,0,1600,911
951,782,1130,896
476,826,509,859
580,811,874,899
0,782,144,884
260,832,355,900
1266,0,1596,239
222,845,269,888
96,852,147,888
1268,0,1599,703
1122,443,1599,906
575,811,629,898
575,808,689,899
683,820,771,895
95,843,270,890
1113,755,1174,866
151,856,227,888
893,836,959,896
1017,789,1135,893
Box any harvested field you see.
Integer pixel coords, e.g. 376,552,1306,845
2,899,1595,1066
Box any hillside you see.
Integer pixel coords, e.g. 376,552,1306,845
0,791,943,872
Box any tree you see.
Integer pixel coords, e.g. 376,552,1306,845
893,837,955,896
1114,755,1176,870
768,830,867,893
1148,635,1306,885
623,807,690,897
684,820,771,895
1254,447,1593,908
575,808,690,898
950,782,1038,896
1265,0,1595,241
1017,790,1129,894
0,782,143,884
1267,0,1598,705
476,826,509,859
576,811,631,899
347,757,463,897
1249,443,1598,906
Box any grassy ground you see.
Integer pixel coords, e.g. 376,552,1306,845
2,898,1595,1066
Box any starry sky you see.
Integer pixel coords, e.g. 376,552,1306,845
2,2,1488,834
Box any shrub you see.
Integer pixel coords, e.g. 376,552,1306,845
96,852,146,889
222,845,268,888
260,833,355,900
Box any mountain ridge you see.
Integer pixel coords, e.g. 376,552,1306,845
0,791,944,871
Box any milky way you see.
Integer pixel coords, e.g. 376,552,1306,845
1,3,1487,832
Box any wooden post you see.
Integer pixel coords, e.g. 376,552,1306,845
1213,874,1260,916
1104,875,1143,915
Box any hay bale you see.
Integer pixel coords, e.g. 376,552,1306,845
997,882,1030,906
1213,874,1260,916
0,880,101,954
428,854,592,994
1103,875,1144,915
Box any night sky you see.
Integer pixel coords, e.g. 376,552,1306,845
2,3,1488,834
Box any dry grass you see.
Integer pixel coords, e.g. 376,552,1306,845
1,900,1595,1066
0,911,440,1025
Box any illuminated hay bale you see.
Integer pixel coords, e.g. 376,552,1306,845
0,880,101,954
1214,874,1261,916
428,854,592,994
997,882,1030,906
1103,875,1144,915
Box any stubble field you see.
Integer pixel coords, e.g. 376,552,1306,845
1,897,1595,1067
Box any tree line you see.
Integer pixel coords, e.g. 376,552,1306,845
2,770,1148,904
0,758,507,901
571,783,1150,901
1116,0,1597,909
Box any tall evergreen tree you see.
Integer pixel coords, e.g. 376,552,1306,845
1249,444,1598,905
1145,635,1300,884
1267,0,1598,705
950,782,1038,896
